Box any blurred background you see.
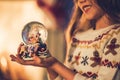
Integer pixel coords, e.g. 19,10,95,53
0,0,73,80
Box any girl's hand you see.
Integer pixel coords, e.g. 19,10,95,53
10,54,57,68
10,43,57,68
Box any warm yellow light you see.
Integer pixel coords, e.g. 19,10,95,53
0,56,7,68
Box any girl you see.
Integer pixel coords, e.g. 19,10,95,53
10,0,120,80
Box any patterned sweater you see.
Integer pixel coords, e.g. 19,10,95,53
67,24,120,80
54,24,120,80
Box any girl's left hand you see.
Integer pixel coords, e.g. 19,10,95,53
10,51,57,68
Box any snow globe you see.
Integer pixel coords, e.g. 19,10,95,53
19,21,49,60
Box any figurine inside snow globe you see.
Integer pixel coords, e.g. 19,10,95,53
19,21,49,60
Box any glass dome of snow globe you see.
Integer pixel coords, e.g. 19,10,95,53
22,21,48,45
20,21,49,60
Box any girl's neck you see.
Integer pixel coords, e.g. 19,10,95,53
95,14,114,30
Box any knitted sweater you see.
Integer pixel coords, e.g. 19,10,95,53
67,24,120,80
55,24,120,80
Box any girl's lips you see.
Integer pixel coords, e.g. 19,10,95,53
82,5,92,13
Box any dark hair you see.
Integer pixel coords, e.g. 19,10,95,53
97,0,120,23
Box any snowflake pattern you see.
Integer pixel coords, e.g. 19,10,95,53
81,56,89,66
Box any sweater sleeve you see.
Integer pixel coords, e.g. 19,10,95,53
73,30,120,80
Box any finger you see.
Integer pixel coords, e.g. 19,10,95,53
10,54,35,66
45,50,52,57
10,54,24,65
17,42,24,54
10,54,26,64
10,54,22,62
16,53,22,59
10,55,17,61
